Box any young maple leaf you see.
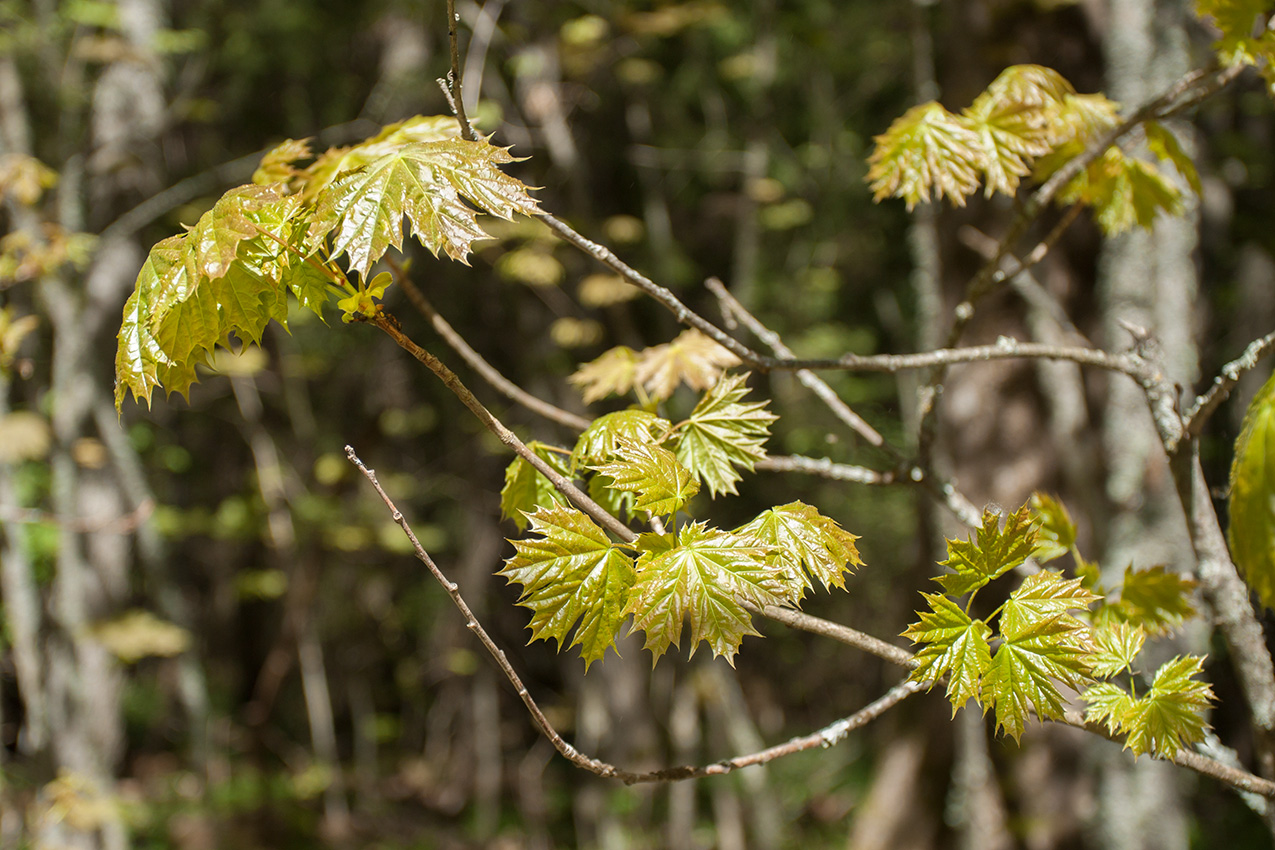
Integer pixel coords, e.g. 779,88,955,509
903,593,993,712
633,329,741,401
500,441,572,531
866,101,982,209
1111,565,1197,635
734,501,862,596
671,372,777,497
1083,682,1135,735
961,65,1071,197
500,505,636,670
309,138,540,278
624,521,788,665
998,571,1099,637
570,409,672,471
1029,492,1077,564
569,346,640,404
1196,0,1275,66
936,504,1037,597
981,614,1093,740
1121,655,1216,758
252,137,314,186
589,437,699,518
1088,621,1146,677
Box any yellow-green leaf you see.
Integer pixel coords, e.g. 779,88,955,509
937,504,1037,597
1228,370,1275,609
500,506,636,669
734,501,862,595
634,329,741,401
590,437,699,518
903,592,993,712
671,371,776,497
500,441,572,531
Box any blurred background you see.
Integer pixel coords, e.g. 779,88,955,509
1,0,1274,847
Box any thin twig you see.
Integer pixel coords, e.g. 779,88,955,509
776,339,1147,379
394,269,591,431
751,603,917,670
1179,331,1275,446
346,444,920,784
445,0,476,143
756,455,891,485
365,309,635,543
0,499,154,534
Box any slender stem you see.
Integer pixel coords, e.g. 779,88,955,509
1178,331,1275,447
751,603,917,669
394,269,591,431
366,309,636,543
445,0,476,143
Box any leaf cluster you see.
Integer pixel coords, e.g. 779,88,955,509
498,373,859,667
904,497,1214,755
866,64,1195,234
114,116,540,409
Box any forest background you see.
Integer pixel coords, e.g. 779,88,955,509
4,0,1275,848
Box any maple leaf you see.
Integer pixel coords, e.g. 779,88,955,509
867,101,982,209
500,506,636,669
589,437,699,517
1145,122,1203,196
1196,0,1275,66
671,372,777,497
1055,147,1183,235
308,137,540,279
1111,565,1197,635
1030,492,1077,564
1229,370,1275,610
1084,682,1135,734
961,65,1071,197
252,138,313,186
1122,656,1216,757
624,521,788,664
998,571,1099,638
299,115,465,201
569,346,640,404
734,501,862,595
1088,621,1146,677
570,409,672,471
0,153,58,206
903,593,993,712
936,504,1037,597
982,613,1093,740
634,329,742,401
500,441,572,531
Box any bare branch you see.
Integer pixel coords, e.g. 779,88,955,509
756,455,891,485
366,310,636,543
775,338,1147,378
394,268,591,431
1179,331,1275,446
753,603,917,670
444,0,476,143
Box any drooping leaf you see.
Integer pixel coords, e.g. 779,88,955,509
1229,371,1275,609
500,506,635,669
1111,565,1197,635
1122,655,1216,757
734,501,862,595
308,138,540,279
1089,621,1146,677
1145,122,1203,196
500,441,572,531
671,372,777,497
998,571,1099,637
903,593,993,712
936,504,1037,597
590,437,699,517
569,346,640,404
867,101,982,209
982,613,1093,740
634,329,741,401
624,521,788,664
1030,492,1077,563
570,409,672,470
1055,147,1184,236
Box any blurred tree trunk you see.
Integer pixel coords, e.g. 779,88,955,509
1093,0,1199,847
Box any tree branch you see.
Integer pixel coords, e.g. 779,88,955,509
366,310,635,543
346,444,920,785
1179,331,1275,446
393,268,591,431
